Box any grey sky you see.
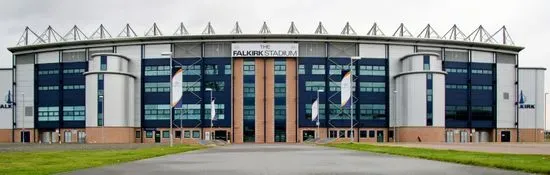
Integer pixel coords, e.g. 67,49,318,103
1,0,549,128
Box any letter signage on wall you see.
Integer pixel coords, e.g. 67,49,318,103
232,43,299,57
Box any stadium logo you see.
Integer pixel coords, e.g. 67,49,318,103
519,90,535,109
0,90,13,109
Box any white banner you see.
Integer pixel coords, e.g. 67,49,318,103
171,69,183,107
341,70,352,108
312,98,319,122
232,43,299,57
211,98,216,121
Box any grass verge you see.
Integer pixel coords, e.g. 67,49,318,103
0,144,203,175
326,143,550,174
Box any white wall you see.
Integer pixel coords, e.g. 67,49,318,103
397,74,427,126
85,74,98,127
432,74,446,127
359,44,385,58
144,44,170,59
104,74,129,126
37,51,60,64
518,69,545,129
85,54,136,128
471,51,494,63
116,45,141,127
389,45,414,127
15,64,34,128
496,57,516,128
0,69,13,129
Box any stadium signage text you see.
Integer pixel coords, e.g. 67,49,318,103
232,43,299,57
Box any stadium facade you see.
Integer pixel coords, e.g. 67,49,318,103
0,22,546,144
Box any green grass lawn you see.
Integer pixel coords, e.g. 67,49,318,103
0,144,203,175
327,143,550,174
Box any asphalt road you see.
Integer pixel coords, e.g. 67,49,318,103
66,144,527,175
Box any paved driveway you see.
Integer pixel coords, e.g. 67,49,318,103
66,144,527,175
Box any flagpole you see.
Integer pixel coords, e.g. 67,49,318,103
316,89,324,139
162,52,174,147
206,88,213,140
350,56,361,143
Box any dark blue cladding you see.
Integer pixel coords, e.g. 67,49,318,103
298,57,388,128
62,62,87,128
36,63,61,129
444,61,496,128
141,57,232,128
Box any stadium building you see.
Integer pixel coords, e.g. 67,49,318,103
0,21,546,144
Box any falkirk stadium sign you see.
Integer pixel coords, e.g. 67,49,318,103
232,43,299,57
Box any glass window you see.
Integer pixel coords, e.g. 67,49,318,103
359,104,386,120
423,64,430,70
144,82,170,92
339,130,346,138
144,104,171,120
305,81,324,92
368,130,375,138
162,131,170,138
182,82,201,92
146,131,153,138
192,130,200,138
184,130,191,138
175,104,201,120
224,64,232,75
275,105,286,120
298,64,305,75
62,106,85,121
144,66,171,76
329,130,337,138
359,82,385,92
38,86,60,91
135,131,141,138
359,65,385,76
274,60,286,75
329,65,351,75
244,106,255,120
445,68,468,74
205,81,224,92
472,106,493,120
243,60,255,75
63,85,85,90
179,65,201,75
63,68,85,74
305,103,325,120
312,65,325,75
244,83,255,98
38,106,59,121
360,130,368,138
445,105,468,121
175,131,181,138
205,64,219,75
275,83,286,97
204,104,225,120
38,69,59,75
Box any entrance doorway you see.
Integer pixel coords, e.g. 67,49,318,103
376,130,384,143
20,131,30,143
501,131,511,142
303,130,315,141
154,131,161,143
215,130,227,141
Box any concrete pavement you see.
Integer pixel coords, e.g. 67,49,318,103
66,144,528,175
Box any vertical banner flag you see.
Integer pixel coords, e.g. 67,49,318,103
312,98,319,123
211,97,216,121
341,70,352,108
171,69,183,108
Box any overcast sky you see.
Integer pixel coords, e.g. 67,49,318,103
1,0,549,129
